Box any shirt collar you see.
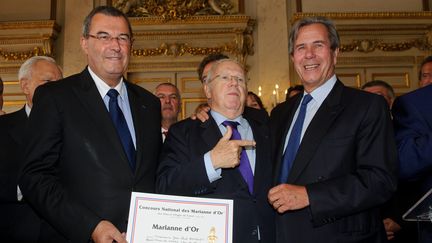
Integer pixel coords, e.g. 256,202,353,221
88,66,127,100
304,74,337,104
25,103,31,117
210,110,246,129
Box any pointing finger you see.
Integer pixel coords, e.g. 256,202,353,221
221,125,233,141
232,139,256,147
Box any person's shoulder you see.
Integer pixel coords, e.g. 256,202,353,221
244,106,269,124
398,84,432,102
0,108,25,129
342,85,384,104
172,117,201,130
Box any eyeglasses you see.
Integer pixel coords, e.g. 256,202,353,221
210,74,246,85
87,33,131,45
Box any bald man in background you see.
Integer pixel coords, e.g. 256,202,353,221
0,55,62,242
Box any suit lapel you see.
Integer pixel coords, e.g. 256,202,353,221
288,80,345,182
73,69,132,175
200,116,222,152
245,115,268,194
127,83,149,174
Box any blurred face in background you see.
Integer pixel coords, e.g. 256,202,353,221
20,60,63,108
156,84,180,124
247,94,261,110
363,85,393,108
420,62,432,87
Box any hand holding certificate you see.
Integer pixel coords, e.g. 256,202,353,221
126,192,233,243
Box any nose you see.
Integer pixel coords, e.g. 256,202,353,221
109,37,121,51
228,76,243,86
304,46,315,58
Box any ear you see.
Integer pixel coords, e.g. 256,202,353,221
203,83,212,99
333,48,339,65
20,78,29,94
80,36,89,55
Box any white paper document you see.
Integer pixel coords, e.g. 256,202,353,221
126,192,233,243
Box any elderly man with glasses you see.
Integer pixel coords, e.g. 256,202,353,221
157,59,275,243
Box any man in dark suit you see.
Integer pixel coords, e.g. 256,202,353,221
0,55,62,242
19,6,161,243
267,16,398,242
392,84,432,243
157,59,275,243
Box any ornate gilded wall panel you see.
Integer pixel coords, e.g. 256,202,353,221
0,20,60,113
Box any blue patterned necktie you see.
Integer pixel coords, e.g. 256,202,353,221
107,89,136,171
278,94,312,183
222,121,254,194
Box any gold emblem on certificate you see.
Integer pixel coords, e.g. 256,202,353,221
208,226,217,243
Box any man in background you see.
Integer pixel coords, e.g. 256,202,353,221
19,6,161,243
418,56,432,88
0,55,62,242
155,82,181,142
361,80,417,242
362,80,395,108
392,75,432,243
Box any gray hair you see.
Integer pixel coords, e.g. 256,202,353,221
18,56,58,81
361,80,395,100
205,59,245,84
82,6,133,39
289,16,340,55
155,82,181,100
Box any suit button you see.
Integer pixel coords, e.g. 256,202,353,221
252,229,257,235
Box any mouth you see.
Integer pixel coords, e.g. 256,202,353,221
304,64,319,71
227,92,239,96
106,56,122,60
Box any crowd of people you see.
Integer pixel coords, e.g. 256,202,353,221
0,5,431,243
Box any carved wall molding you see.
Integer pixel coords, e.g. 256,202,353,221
130,14,251,25
340,38,432,53
0,20,60,61
293,11,432,20
132,41,238,57
337,56,416,66
0,47,44,61
130,15,254,67
114,0,237,20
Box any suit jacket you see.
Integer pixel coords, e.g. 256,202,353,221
270,80,398,243
156,107,275,243
392,84,432,243
19,68,162,242
0,107,41,242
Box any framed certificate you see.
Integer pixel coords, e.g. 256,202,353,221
126,192,233,243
